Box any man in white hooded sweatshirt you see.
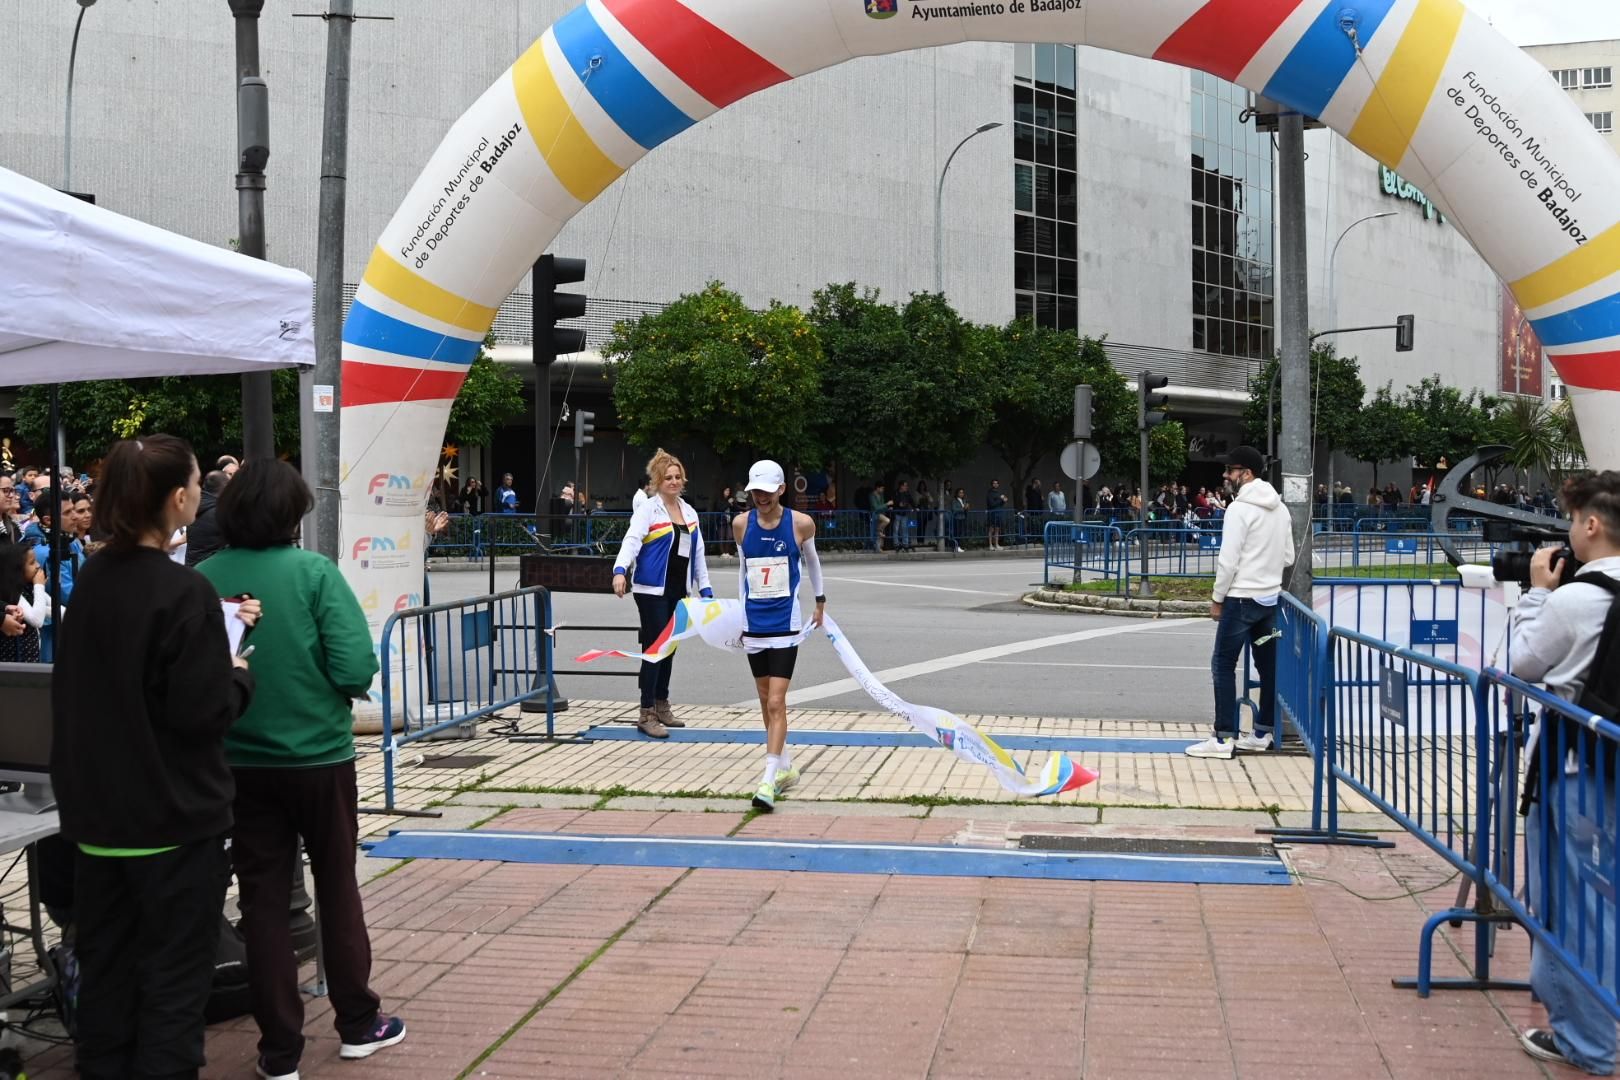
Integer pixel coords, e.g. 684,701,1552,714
1187,445,1296,759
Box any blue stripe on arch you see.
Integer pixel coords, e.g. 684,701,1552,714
1261,0,1396,121
1531,291,1620,347
552,3,695,151
342,300,482,365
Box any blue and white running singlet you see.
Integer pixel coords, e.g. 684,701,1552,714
741,507,801,646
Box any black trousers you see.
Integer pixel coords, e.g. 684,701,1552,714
74,835,230,1080
232,762,380,1074
634,591,683,709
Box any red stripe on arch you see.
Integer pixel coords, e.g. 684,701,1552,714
599,0,790,109
1153,0,1305,82
341,362,467,408
1550,350,1620,392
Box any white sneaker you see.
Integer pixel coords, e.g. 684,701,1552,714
1236,731,1274,753
1184,736,1235,759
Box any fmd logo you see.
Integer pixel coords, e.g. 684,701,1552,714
394,592,423,611
864,0,898,17
351,532,413,569
368,470,430,507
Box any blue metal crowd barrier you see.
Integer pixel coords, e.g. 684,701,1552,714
1310,531,1496,578
373,585,555,812
1041,522,1125,586
1477,670,1620,1020
1313,577,1509,671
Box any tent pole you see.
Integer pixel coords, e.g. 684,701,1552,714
47,385,62,659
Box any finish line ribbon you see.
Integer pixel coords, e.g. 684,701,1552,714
576,599,1098,798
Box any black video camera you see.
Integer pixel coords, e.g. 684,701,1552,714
1484,521,1581,587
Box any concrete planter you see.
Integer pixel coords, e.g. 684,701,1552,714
1022,584,1205,619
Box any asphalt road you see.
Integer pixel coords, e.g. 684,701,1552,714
427,553,1218,724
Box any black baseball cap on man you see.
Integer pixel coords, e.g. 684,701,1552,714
1221,446,1267,475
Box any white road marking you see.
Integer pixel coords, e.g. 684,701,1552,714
734,619,1171,706
980,660,1208,670
823,575,1001,596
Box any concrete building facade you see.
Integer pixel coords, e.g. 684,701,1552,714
1,1,1575,504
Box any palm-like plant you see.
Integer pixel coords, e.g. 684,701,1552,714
1490,394,1586,485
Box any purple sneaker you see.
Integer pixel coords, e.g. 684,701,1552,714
340,1015,406,1060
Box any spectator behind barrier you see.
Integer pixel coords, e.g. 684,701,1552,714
184,470,230,567
1509,471,1620,1075
195,460,404,1076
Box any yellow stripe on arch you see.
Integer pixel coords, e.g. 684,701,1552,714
1512,222,1620,311
1347,0,1465,170
512,36,624,203
361,248,499,335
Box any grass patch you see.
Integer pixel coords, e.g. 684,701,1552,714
1061,577,1210,601
1318,561,1460,580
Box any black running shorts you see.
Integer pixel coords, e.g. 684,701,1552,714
746,646,798,681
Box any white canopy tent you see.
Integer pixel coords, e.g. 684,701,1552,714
0,164,313,383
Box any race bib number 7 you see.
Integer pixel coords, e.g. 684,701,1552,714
746,556,790,599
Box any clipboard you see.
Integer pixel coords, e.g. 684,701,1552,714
221,595,256,657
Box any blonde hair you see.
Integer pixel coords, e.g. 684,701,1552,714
645,448,686,491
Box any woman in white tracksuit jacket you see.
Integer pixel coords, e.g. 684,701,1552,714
611,449,713,738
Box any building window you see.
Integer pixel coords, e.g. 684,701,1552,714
1550,381,1568,401
1190,70,1274,360
1583,66,1613,89
1588,111,1614,133
1552,68,1580,90
1013,43,1078,331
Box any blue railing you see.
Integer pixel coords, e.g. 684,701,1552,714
1479,670,1620,1021
373,585,556,812
1041,522,1125,586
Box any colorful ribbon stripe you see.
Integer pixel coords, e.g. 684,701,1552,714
577,599,1100,799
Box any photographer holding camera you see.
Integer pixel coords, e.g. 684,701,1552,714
1509,470,1620,1074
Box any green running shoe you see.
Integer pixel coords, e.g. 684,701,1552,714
773,765,800,795
751,779,777,811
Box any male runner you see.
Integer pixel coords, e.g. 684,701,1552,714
733,460,826,810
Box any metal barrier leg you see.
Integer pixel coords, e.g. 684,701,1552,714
1391,908,1529,996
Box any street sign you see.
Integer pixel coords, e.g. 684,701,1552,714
1060,440,1101,480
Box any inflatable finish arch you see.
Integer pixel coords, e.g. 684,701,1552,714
339,0,1620,662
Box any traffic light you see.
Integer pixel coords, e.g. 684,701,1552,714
534,253,588,364
1138,370,1170,430
1395,314,1415,352
1073,384,1093,440
574,409,595,449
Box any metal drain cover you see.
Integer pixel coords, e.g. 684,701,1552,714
417,753,497,770
1016,835,1276,858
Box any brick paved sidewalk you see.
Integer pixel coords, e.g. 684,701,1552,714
27,803,1585,1080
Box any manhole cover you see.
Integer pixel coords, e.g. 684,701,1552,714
417,754,497,770
1016,835,1276,858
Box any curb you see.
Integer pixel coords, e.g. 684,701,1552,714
1022,586,1205,619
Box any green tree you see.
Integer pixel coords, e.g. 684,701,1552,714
1242,343,1366,459
445,333,525,447
1111,422,1190,486
983,322,1142,493
1344,382,1413,483
605,282,823,463
807,284,993,482
1488,393,1566,484
16,370,301,465
1401,374,1499,468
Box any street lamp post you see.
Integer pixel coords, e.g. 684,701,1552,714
934,122,1003,296
63,0,98,193
1326,212,1397,333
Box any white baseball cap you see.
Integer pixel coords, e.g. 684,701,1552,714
745,460,786,492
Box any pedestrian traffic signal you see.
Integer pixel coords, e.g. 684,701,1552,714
574,409,595,448
1073,384,1094,441
534,253,588,364
1395,314,1415,352
1138,371,1170,430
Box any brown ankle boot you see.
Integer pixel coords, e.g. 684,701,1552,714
653,700,684,728
636,707,669,738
